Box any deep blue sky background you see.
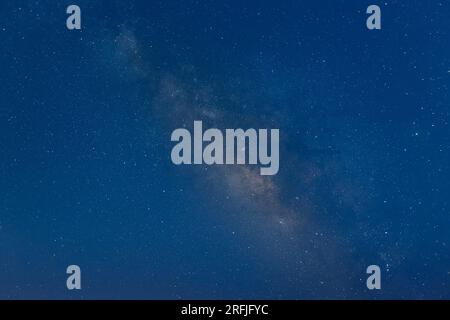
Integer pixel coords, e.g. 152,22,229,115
0,1,449,299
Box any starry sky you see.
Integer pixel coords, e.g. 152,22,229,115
0,1,449,299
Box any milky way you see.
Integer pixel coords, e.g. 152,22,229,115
1,1,449,299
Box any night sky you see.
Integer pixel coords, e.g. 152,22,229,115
1,1,449,299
